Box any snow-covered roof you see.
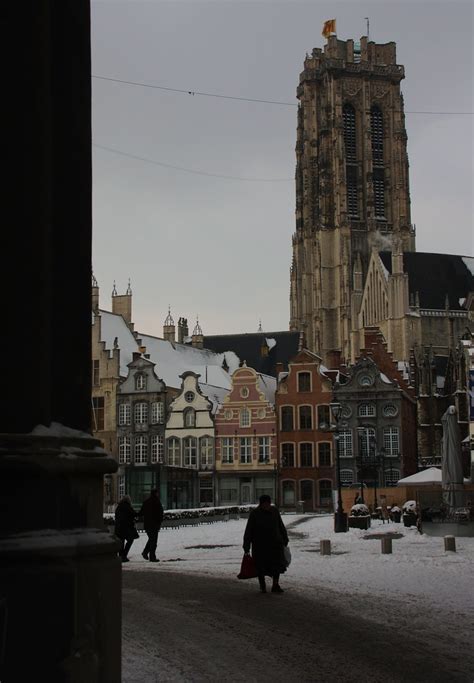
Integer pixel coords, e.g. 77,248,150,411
256,373,277,405
139,333,237,390
96,310,140,376
199,384,231,414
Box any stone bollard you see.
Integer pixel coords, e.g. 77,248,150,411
381,537,392,554
320,539,331,555
444,535,456,552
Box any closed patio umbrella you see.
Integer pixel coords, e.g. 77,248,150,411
441,405,464,510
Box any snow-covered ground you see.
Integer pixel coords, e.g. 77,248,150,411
126,513,473,619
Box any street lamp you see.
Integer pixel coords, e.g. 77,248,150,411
329,402,348,533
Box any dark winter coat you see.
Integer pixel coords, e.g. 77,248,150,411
139,496,164,531
243,506,289,576
114,500,138,542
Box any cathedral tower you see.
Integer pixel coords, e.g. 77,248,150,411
289,35,415,365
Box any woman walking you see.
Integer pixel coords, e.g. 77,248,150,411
114,495,138,562
243,495,289,593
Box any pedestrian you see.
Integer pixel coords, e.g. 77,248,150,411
114,495,139,562
243,494,289,594
138,488,164,562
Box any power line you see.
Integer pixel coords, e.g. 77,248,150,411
92,143,293,182
92,74,473,115
92,75,295,107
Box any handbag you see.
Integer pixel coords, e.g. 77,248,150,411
283,545,291,567
237,553,258,579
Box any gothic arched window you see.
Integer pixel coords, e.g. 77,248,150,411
343,104,357,162
371,106,386,219
343,104,359,219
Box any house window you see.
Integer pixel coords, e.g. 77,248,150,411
258,436,270,463
359,428,376,458
184,391,194,403
281,443,295,468
92,359,100,386
240,437,252,464
240,407,251,428
340,469,354,486
282,480,296,505
358,403,375,418
297,372,311,392
118,436,131,464
118,403,131,426
184,408,196,428
281,406,294,431
183,436,197,467
319,479,333,505
134,402,148,425
221,437,234,464
317,404,330,429
373,170,386,220
299,405,312,430
300,480,313,504
383,403,398,418
199,478,214,505
92,397,104,431
339,430,353,457
200,436,214,467
151,401,164,424
135,373,147,391
118,475,125,499
383,427,399,456
134,436,148,464
318,442,331,467
300,443,313,467
151,435,164,464
167,438,181,467
240,387,249,398
385,468,400,487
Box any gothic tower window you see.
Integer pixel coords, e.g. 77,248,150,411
371,107,386,220
343,104,359,219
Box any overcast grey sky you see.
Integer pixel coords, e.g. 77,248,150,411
91,0,473,338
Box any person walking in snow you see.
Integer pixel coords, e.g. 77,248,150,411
243,495,289,593
138,488,164,562
114,495,139,562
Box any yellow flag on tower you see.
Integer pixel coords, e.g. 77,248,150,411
322,19,336,38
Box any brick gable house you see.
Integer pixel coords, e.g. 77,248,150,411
276,349,335,511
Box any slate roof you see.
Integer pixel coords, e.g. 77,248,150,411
379,252,474,310
201,331,301,377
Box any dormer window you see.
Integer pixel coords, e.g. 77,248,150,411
135,373,146,391
240,407,251,428
184,408,196,428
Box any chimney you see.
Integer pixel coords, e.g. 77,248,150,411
111,279,133,325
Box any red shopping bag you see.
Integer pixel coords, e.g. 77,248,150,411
237,553,258,579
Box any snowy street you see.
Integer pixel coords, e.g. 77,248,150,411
122,514,473,682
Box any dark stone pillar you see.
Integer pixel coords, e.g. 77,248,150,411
1,3,120,681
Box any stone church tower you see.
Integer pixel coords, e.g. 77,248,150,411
289,35,415,365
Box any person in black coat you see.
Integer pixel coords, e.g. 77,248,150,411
138,489,164,562
243,495,289,593
114,495,138,562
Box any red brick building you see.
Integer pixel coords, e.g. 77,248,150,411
275,350,335,511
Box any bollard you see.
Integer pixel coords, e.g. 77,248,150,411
320,539,331,555
381,537,392,554
444,535,456,552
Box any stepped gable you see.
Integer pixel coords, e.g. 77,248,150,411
379,252,474,309
202,331,300,377
359,327,415,398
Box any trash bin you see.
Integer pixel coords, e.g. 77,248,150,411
296,500,305,514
